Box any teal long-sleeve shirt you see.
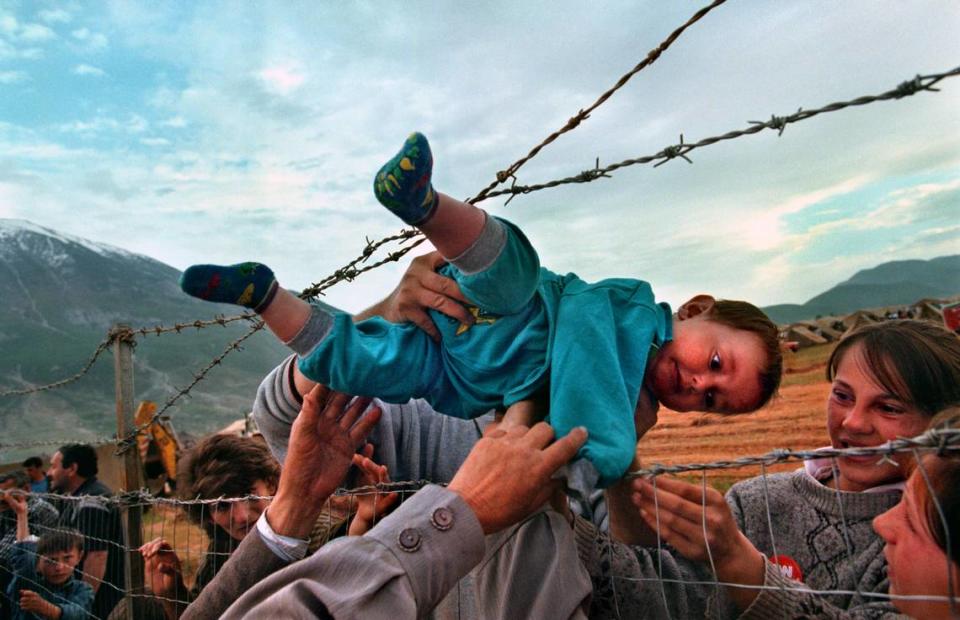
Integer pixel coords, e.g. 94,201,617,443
297,218,672,486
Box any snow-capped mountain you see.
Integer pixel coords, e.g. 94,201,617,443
0,219,288,455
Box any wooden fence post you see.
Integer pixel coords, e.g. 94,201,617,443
112,325,144,614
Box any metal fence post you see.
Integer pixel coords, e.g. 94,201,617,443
112,325,144,614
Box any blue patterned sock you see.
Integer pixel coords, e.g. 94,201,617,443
179,262,279,312
373,132,438,226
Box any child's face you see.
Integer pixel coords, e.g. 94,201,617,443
873,467,960,619
38,548,82,585
645,313,766,413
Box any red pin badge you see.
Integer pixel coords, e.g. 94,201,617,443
770,555,803,582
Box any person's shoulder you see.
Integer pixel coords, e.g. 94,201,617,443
86,478,114,496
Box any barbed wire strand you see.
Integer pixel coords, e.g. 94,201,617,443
482,67,960,200
468,0,728,204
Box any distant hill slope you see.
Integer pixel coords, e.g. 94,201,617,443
0,219,289,457
762,255,960,325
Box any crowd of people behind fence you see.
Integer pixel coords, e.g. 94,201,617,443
2,254,959,619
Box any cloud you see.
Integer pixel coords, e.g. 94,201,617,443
38,9,72,24
140,137,170,146
0,70,28,84
161,116,187,128
18,23,55,42
73,63,106,77
258,65,305,95
57,114,148,135
70,27,108,51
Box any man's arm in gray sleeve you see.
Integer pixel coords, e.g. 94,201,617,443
221,485,484,619
181,532,290,620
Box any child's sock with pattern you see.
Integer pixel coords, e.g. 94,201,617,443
179,262,279,312
373,132,438,226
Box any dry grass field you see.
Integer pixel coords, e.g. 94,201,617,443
637,342,836,490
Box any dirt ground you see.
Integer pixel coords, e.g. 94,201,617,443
637,342,835,490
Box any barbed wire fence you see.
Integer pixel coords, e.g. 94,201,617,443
1,61,956,454
1,431,958,618
0,0,957,615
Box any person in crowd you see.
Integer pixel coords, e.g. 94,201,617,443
48,444,125,619
0,471,59,617
873,407,960,620
178,385,589,619
4,491,93,620
22,458,49,494
140,414,394,620
575,319,960,618
180,132,783,489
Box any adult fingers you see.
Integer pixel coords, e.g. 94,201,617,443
518,421,557,449
406,308,442,341
348,406,382,445
637,506,704,558
301,384,332,422
320,391,352,422
540,426,588,472
339,396,373,430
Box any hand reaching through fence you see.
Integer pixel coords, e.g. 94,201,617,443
634,475,765,610
266,386,382,540
347,445,400,536
141,538,187,616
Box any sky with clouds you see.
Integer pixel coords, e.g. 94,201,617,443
0,1,957,313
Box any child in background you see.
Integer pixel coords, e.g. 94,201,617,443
3,492,93,620
180,133,782,487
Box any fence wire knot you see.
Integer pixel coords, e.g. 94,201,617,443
654,134,693,167
895,75,924,98
750,113,790,136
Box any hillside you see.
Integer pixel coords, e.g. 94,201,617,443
0,219,289,457
762,255,960,324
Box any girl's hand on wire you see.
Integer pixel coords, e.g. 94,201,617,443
632,476,766,609
347,445,399,536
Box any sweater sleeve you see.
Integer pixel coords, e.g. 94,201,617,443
573,515,724,619
737,562,907,620
56,583,95,620
726,483,904,620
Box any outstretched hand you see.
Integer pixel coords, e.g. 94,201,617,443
357,251,473,340
347,445,400,536
449,415,587,535
140,537,184,599
267,386,382,539
632,476,765,609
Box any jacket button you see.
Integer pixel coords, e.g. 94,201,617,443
430,507,454,531
398,527,422,552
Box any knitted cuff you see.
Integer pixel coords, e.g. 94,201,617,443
447,213,506,275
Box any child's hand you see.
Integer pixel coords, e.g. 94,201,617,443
365,251,474,340
140,537,184,598
348,445,399,536
2,490,28,515
20,590,58,618
632,476,765,608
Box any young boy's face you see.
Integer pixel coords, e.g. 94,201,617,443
38,548,82,585
645,311,766,413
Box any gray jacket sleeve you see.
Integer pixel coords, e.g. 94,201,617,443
221,485,485,619
253,354,488,483
181,531,290,620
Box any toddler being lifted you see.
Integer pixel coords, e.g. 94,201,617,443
180,133,782,486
